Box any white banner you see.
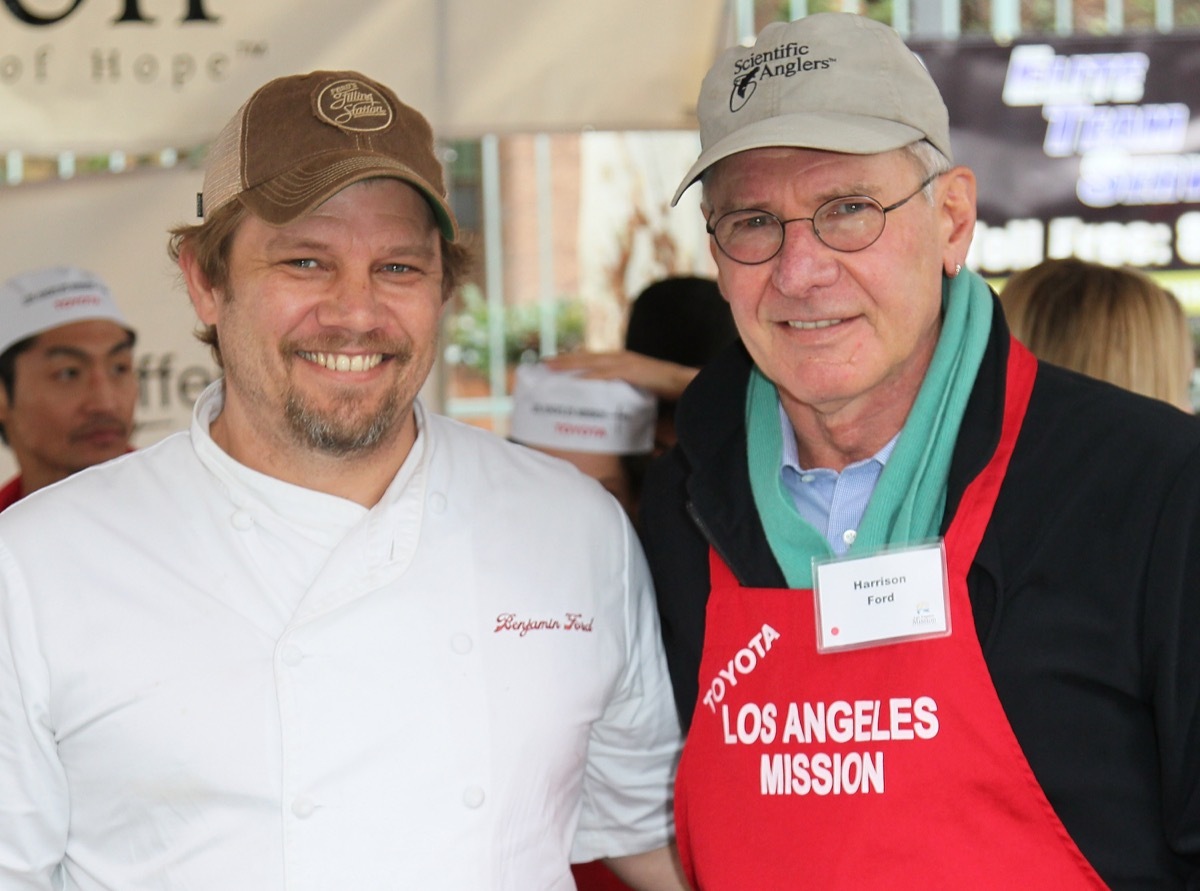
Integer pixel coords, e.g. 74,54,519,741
0,0,725,153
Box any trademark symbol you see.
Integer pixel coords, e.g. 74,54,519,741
236,40,268,58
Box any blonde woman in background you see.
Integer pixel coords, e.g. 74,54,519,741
1000,257,1195,412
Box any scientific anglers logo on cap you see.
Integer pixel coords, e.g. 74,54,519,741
672,12,952,204
509,364,656,455
199,69,458,240
0,265,131,357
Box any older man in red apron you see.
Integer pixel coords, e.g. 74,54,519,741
641,12,1200,889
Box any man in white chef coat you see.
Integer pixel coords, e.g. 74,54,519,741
0,69,685,891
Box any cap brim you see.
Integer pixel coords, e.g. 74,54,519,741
241,153,459,241
0,318,133,359
671,113,926,206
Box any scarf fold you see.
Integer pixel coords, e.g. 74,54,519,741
747,269,994,588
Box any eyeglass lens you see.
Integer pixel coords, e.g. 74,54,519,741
709,176,934,264
713,198,886,263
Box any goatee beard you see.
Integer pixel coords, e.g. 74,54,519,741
285,386,402,456
283,341,414,456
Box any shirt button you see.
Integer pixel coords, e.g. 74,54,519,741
800,474,815,484
281,644,304,666
231,510,253,530
462,786,485,809
291,797,316,819
842,529,857,546
429,492,447,514
450,633,473,655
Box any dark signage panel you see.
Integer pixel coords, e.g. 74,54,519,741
909,33,1200,274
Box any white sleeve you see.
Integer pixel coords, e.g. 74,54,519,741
571,516,683,863
0,541,69,889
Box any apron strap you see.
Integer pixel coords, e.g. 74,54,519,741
708,547,740,588
943,337,1038,576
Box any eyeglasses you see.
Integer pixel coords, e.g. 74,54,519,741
706,174,939,265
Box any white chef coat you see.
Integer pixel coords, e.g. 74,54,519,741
0,381,681,891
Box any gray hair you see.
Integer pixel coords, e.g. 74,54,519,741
902,139,954,202
700,139,953,208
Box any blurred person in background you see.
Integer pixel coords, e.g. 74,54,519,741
546,275,738,456
1000,257,1195,412
0,265,137,511
509,362,657,520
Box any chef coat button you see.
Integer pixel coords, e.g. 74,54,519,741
462,786,485,809
231,510,253,531
429,492,447,514
450,633,473,655
842,529,857,546
281,644,304,666
291,797,316,819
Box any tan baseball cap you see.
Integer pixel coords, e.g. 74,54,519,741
200,69,458,241
0,265,132,357
673,13,952,205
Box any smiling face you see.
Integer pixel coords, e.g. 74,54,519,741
181,178,447,489
703,146,974,452
0,319,136,492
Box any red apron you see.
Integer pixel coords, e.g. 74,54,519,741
674,340,1107,889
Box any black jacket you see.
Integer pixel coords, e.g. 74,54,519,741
640,300,1200,887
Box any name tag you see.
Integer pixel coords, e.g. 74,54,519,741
812,541,951,654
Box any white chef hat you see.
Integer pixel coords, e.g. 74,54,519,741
0,265,132,357
509,363,657,455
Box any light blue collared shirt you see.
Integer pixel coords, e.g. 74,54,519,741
778,402,899,556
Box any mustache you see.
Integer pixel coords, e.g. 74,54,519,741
290,334,412,357
69,416,132,442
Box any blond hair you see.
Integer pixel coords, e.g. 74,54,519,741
1000,258,1194,412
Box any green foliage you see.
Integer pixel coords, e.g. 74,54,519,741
443,284,586,376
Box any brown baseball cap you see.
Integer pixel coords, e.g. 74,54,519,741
199,69,458,241
673,13,952,205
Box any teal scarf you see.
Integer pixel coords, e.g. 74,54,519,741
747,270,993,588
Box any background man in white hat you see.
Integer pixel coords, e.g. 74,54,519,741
0,264,137,510
642,12,1200,888
0,70,686,890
